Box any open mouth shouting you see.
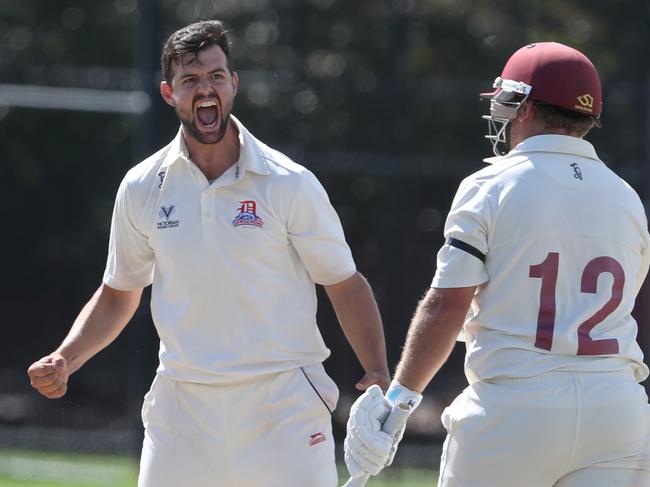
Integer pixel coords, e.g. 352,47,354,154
195,99,220,131
180,95,230,144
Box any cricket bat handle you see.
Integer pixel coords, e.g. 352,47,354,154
342,402,412,487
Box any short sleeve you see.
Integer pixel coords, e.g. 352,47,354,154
287,170,356,285
103,178,155,290
432,178,490,288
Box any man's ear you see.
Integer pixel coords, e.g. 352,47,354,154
517,100,535,122
160,81,175,107
231,71,239,97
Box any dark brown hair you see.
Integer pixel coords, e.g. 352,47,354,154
533,102,598,136
161,20,232,83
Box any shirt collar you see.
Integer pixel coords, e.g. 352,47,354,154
231,115,271,176
160,115,271,176
160,127,191,168
483,134,601,165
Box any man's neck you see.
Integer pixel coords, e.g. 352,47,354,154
509,120,579,150
183,120,241,181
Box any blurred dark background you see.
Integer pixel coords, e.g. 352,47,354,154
2,0,650,465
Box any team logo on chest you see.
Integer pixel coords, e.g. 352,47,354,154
232,200,264,228
157,204,180,229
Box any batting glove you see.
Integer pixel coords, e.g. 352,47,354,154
344,385,393,477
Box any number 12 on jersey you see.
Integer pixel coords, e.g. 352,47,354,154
529,252,623,355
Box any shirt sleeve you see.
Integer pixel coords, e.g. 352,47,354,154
287,170,357,285
635,219,650,293
432,177,490,288
103,177,155,290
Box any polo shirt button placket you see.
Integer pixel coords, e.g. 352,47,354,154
201,191,218,242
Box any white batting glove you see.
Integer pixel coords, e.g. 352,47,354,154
344,385,393,477
384,380,422,466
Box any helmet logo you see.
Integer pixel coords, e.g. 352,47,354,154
575,94,594,113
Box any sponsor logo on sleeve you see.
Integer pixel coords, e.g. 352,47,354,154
157,204,180,229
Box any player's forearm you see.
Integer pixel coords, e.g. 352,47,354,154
325,272,390,379
55,284,142,374
341,313,390,379
395,286,475,393
394,315,459,393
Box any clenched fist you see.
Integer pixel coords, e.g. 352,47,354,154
27,354,69,399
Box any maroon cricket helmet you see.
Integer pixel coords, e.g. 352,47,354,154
482,42,602,119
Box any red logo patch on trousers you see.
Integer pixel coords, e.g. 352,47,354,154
309,432,326,446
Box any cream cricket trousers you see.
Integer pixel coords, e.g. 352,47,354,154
138,364,339,487
438,371,650,487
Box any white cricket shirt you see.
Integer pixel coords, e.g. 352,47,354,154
432,134,650,383
103,116,357,383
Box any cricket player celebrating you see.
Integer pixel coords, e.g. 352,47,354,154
345,42,650,486
27,20,390,487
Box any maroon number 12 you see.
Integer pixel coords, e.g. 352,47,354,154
529,252,623,355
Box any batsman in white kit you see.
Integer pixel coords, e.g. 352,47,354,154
27,21,391,486
345,42,650,486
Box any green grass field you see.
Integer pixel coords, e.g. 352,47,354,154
343,467,437,486
0,450,137,487
0,449,437,486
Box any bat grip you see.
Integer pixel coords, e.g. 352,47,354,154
381,402,411,436
342,402,412,487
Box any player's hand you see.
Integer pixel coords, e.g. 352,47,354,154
355,371,391,392
345,381,424,478
344,385,393,477
27,354,69,399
